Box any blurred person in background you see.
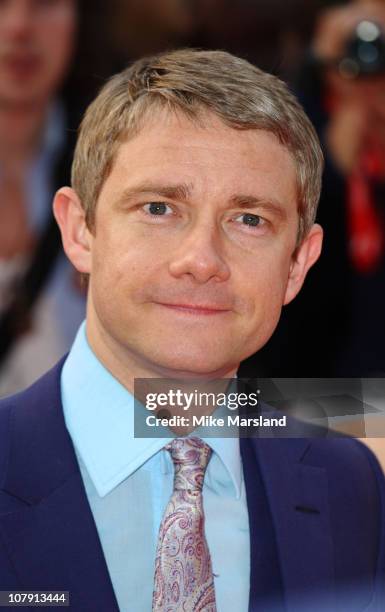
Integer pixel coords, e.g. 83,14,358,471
0,0,108,397
249,0,385,378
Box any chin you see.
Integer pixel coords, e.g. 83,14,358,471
150,349,236,378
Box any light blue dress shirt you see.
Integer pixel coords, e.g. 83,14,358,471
61,322,250,611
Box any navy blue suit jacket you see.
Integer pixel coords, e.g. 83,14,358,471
0,359,384,611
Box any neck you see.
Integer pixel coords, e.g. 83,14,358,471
86,313,239,436
0,101,49,168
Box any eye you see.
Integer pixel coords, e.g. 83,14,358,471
142,202,173,216
233,213,265,227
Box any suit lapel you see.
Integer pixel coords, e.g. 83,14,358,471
0,361,119,611
241,433,335,612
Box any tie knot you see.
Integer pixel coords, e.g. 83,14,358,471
165,437,212,491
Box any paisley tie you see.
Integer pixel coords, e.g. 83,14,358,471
152,437,217,612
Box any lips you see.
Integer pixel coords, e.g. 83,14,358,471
156,302,231,315
2,54,41,78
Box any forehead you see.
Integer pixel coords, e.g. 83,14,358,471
100,108,298,208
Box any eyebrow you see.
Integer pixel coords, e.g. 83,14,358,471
116,182,193,205
229,195,288,221
116,182,288,220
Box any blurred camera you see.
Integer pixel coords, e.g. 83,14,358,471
338,20,385,78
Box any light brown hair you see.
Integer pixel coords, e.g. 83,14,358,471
71,48,323,244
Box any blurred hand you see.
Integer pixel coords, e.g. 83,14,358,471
315,1,385,173
312,1,385,62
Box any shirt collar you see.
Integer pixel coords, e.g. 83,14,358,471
61,321,242,499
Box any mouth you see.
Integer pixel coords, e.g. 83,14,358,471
155,302,231,316
2,54,41,78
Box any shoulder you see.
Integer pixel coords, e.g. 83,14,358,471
0,355,66,413
258,403,385,522
283,411,385,500
295,427,385,573
303,435,385,524
0,357,67,471
312,435,385,525
0,356,80,514
302,430,385,491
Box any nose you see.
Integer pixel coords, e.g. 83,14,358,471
168,221,230,284
3,0,34,40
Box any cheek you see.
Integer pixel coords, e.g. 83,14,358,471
91,229,148,297
39,19,76,74
244,246,292,299
249,275,287,322
239,254,292,328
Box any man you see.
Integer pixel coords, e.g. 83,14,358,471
0,49,384,612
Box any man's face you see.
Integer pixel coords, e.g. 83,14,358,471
78,109,319,378
0,0,76,107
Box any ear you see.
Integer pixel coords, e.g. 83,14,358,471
283,223,323,305
53,186,92,274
